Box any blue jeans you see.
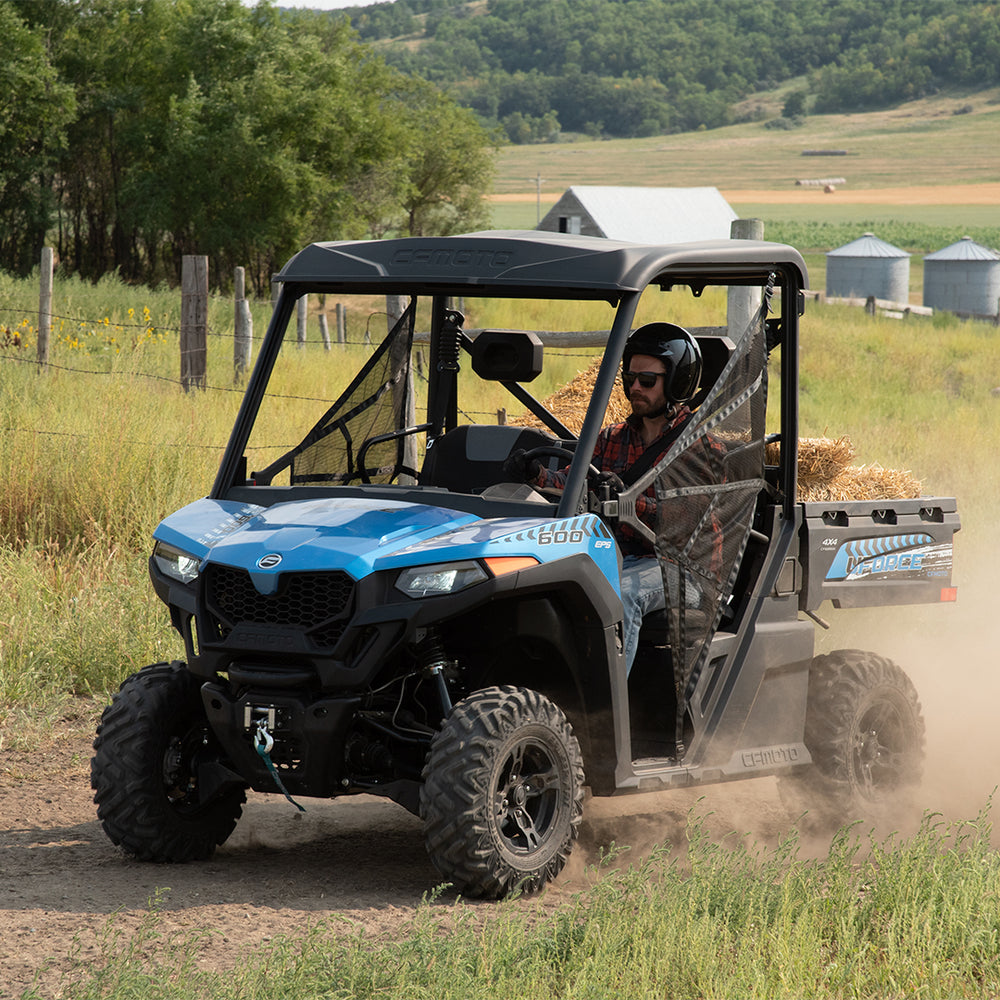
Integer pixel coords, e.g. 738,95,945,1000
620,555,700,675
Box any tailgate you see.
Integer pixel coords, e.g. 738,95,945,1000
800,497,959,610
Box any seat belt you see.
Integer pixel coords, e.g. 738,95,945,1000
619,416,689,488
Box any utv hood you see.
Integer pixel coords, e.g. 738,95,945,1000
154,496,621,593
153,497,489,584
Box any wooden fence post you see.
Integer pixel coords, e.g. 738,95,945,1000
37,246,53,369
181,254,208,390
234,266,252,380
297,294,308,347
318,294,331,350
336,302,346,346
728,218,764,338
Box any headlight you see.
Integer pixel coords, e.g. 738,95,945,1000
395,560,488,599
152,541,201,585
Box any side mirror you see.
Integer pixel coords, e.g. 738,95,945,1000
470,330,544,382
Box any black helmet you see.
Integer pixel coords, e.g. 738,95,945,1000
622,323,702,404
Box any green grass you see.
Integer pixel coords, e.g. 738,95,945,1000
28,809,1000,999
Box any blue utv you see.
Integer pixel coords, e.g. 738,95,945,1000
92,231,960,898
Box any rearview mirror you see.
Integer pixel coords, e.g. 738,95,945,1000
470,330,544,382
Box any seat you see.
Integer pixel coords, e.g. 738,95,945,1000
419,425,559,494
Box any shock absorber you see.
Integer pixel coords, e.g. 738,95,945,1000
418,628,453,716
436,309,464,375
430,308,465,435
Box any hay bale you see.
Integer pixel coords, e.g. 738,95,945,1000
512,357,630,435
798,435,856,490
798,464,922,502
766,435,855,482
768,436,921,500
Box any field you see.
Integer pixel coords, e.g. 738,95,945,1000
491,86,1000,195
3,90,1000,998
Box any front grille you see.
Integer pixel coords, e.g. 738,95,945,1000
203,565,354,649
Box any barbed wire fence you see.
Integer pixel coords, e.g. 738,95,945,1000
2,249,608,450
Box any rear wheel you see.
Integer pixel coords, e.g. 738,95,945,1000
779,649,925,826
91,661,246,861
421,685,585,899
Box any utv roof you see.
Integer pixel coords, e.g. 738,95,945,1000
276,230,808,298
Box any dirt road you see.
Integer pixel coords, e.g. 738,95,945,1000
2,714,800,998
490,182,1000,206
1,718,439,997
4,583,995,997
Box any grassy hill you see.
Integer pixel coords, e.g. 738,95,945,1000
492,86,1000,202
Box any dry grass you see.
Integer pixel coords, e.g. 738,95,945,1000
493,87,1000,194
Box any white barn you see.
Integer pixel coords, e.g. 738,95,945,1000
536,185,737,243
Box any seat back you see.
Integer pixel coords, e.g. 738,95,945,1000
420,425,558,493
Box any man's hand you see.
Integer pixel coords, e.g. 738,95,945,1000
503,448,542,483
595,470,624,494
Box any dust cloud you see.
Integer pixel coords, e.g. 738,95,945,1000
885,558,997,831
568,548,996,877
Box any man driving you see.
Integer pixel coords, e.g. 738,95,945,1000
505,323,725,672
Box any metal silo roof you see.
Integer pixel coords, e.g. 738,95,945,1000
826,233,909,258
925,236,1000,261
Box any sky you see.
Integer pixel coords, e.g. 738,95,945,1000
263,0,383,8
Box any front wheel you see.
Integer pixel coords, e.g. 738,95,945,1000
779,649,925,827
421,686,585,899
91,661,246,861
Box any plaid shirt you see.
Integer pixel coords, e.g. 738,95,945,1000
536,406,724,562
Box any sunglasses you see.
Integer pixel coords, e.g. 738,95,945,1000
622,370,665,390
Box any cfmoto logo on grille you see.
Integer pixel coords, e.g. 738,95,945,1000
256,553,282,569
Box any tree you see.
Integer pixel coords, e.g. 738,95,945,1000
782,89,808,118
142,7,411,289
0,4,75,275
390,78,499,237
20,0,498,289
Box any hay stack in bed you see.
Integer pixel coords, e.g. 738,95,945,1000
766,435,921,501
513,359,921,501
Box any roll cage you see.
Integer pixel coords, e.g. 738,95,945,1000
212,230,808,522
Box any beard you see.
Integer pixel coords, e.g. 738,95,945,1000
630,394,670,419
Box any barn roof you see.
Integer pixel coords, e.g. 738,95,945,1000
538,185,737,242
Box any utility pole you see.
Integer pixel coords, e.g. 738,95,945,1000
530,172,546,225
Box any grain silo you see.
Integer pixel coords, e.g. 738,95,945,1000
923,237,1000,317
825,233,910,302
